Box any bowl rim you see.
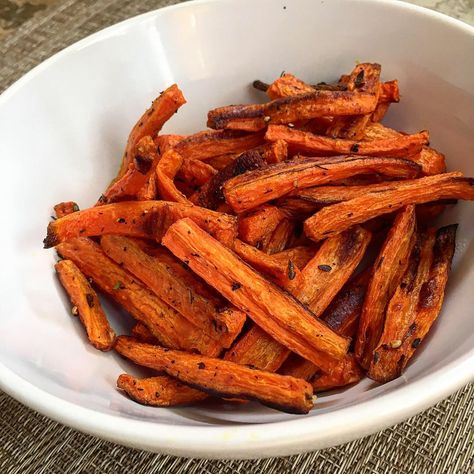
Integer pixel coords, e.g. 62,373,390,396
0,0,473,459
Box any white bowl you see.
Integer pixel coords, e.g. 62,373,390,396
0,0,473,459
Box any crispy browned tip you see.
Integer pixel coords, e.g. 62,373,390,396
115,336,314,414
117,374,208,406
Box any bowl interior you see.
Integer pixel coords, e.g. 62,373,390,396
0,0,473,455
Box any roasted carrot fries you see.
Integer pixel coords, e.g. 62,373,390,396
44,63,472,413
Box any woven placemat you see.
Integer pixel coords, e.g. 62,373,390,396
1,1,473,473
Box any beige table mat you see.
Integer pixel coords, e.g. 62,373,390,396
1,1,473,472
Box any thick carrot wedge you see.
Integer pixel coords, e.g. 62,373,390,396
224,325,290,372
294,227,371,316
130,322,158,344
355,206,416,369
370,225,457,380
115,337,314,414
155,149,189,203
238,205,288,248
44,201,238,248
304,173,472,241
192,150,266,210
162,218,349,373
54,201,79,218
326,63,381,140
55,259,115,351
56,238,222,356
207,89,379,132
367,229,436,382
117,374,208,406
265,125,429,158
272,246,316,271
118,84,186,178
233,239,301,290
224,156,420,213
101,235,245,348
174,129,265,161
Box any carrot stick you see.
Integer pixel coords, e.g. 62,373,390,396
355,206,416,369
117,84,186,178
44,201,238,248
265,125,429,158
117,374,208,406
130,322,158,344
155,149,189,203
115,336,314,414
55,259,115,351
223,156,421,213
303,173,472,241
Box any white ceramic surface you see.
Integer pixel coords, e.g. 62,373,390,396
0,0,473,459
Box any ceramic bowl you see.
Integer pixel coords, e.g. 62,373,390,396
0,0,473,459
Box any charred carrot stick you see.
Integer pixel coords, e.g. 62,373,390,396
303,173,472,241
369,225,457,382
238,205,288,248
207,88,379,132
355,206,416,369
294,227,371,316
174,129,265,161
321,269,371,339
117,84,186,178
44,201,238,249
162,218,349,373
100,235,245,348
265,125,429,158
223,156,421,213
192,150,266,210
56,238,222,356
224,325,290,372
55,259,115,351
115,336,314,414
155,149,189,203
326,63,381,140
54,201,79,218
130,322,158,344
117,374,208,406
367,229,436,382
